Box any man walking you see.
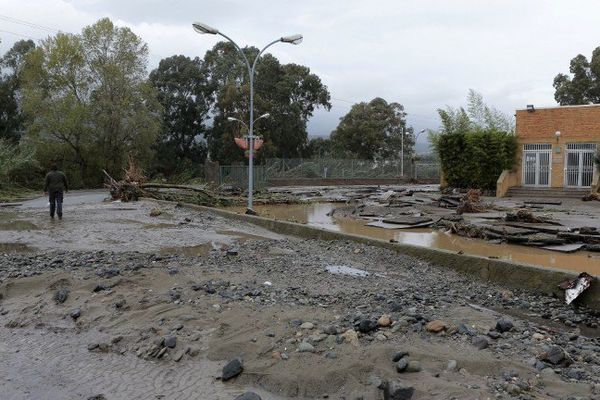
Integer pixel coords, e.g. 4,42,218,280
43,163,68,219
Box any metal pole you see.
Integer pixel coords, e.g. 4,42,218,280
401,126,404,177
216,33,280,213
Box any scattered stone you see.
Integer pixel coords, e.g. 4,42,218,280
566,368,584,380
405,360,422,373
164,335,177,348
392,351,409,362
226,249,239,256
298,341,315,353
222,358,243,381
378,314,392,327
447,360,457,371
69,308,81,320
54,289,69,304
358,319,378,333
149,208,162,217
532,333,545,341
300,322,314,330
341,329,360,346
542,345,570,366
324,351,337,359
323,325,337,335
173,350,185,362
426,320,446,333
93,284,109,293
384,379,415,400
396,358,408,372
87,343,99,351
495,318,513,333
487,331,501,340
234,393,262,400
472,336,489,350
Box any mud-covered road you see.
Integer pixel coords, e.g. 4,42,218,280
1,192,600,399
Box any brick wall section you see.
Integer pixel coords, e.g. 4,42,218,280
514,105,600,188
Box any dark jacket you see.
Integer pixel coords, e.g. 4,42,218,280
44,170,68,193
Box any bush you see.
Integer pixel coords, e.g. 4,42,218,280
438,130,517,190
0,139,39,188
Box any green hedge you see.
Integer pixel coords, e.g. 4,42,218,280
438,130,517,190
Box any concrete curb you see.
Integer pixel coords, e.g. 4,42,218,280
165,200,599,311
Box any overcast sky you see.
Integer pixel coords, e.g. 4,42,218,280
2,0,600,150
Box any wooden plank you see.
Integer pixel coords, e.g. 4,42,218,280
381,216,432,225
523,200,562,206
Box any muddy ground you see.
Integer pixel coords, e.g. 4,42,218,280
1,191,600,400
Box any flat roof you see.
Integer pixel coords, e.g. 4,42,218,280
516,104,600,111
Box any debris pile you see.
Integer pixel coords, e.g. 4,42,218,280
456,189,486,214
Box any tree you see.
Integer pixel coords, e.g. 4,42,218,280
199,42,331,164
330,97,412,160
554,48,600,105
0,39,35,143
304,137,333,158
431,90,516,190
21,18,161,186
149,55,209,176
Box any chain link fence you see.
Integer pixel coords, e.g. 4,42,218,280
218,157,439,188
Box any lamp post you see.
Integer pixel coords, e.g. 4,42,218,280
193,22,302,213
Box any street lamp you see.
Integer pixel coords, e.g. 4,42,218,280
227,113,271,131
193,21,302,214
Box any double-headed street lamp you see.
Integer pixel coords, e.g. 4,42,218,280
193,21,303,213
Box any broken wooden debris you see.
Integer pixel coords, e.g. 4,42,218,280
557,232,600,244
541,243,586,253
559,272,594,304
523,200,562,206
381,216,433,225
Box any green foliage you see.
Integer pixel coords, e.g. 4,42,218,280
554,47,600,105
0,39,35,143
433,90,516,190
200,42,331,164
21,18,161,187
149,55,209,176
330,97,412,160
304,137,334,158
0,138,38,187
438,130,516,190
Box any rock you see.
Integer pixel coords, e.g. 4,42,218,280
54,289,69,304
566,368,584,380
496,318,513,333
149,208,162,217
87,343,99,351
368,375,387,389
323,325,338,335
392,351,409,362
309,333,328,343
358,319,378,333
486,331,501,340
447,360,457,371
472,336,489,350
384,379,415,400
300,322,314,330
173,350,185,362
341,329,360,346
87,395,106,400
70,308,81,320
532,333,545,341
378,314,392,327
324,351,337,359
426,320,446,333
93,284,109,293
405,360,422,373
396,358,408,372
298,341,315,353
164,335,177,348
222,358,243,381
458,324,476,336
506,383,521,395
542,345,570,366
234,393,262,400
226,249,239,256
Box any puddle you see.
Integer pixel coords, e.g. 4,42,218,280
216,230,270,241
159,243,214,257
0,220,38,231
325,265,370,277
0,242,35,253
226,203,600,275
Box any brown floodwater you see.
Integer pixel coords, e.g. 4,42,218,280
227,203,600,276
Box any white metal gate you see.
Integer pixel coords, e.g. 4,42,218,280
522,144,551,187
565,143,596,187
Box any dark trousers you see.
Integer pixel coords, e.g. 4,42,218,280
49,191,64,218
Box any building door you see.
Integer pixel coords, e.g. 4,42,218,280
522,144,551,187
565,143,597,187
